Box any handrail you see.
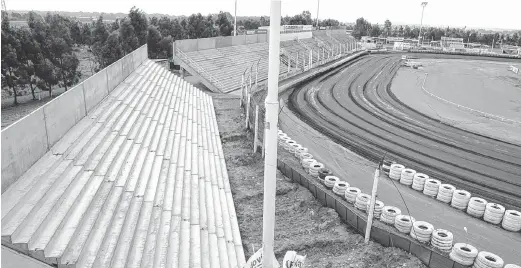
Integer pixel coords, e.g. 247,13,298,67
176,48,226,91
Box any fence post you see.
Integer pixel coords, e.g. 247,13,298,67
365,169,380,243
245,90,250,129
249,66,252,88
240,74,244,107
254,105,259,153
288,54,291,73
296,52,299,71
262,128,266,158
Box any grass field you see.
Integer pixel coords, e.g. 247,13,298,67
392,58,521,145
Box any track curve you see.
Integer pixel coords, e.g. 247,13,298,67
289,54,521,210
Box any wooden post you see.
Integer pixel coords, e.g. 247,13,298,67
254,105,259,153
365,169,380,244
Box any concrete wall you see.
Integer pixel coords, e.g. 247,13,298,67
279,32,312,42
175,34,268,52
1,44,148,193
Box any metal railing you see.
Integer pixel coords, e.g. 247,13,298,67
176,47,226,91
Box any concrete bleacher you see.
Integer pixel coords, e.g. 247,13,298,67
175,32,356,93
2,53,245,267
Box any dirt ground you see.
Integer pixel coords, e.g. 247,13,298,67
213,94,425,268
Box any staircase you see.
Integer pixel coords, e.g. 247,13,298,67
1,60,246,268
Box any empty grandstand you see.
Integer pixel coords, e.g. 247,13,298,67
1,46,245,268
441,37,465,51
173,28,357,93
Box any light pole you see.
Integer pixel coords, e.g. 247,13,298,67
234,0,237,36
315,0,320,28
263,0,281,267
418,2,428,45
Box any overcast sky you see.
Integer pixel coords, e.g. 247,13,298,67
7,0,521,30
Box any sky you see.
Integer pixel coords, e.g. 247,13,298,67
7,0,521,30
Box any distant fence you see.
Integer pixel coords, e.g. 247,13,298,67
1,45,148,192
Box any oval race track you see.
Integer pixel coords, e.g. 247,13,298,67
288,53,521,211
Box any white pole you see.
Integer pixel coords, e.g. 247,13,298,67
254,105,259,153
246,92,250,129
315,0,320,28
234,0,238,36
419,2,428,42
287,54,291,73
240,74,244,107
263,0,281,267
365,169,380,244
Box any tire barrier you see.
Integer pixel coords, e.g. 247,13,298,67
289,143,301,154
410,221,434,243
366,200,384,219
399,168,416,186
450,243,478,266
501,210,521,232
333,181,349,196
308,162,324,178
473,251,504,268
389,164,405,180
355,193,371,211
344,187,361,204
412,173,429,191
436,184,456,204
394,215,415,234
318,168,332,184
283,139,296,151
381,206,401,225
431,229,453,253
467,197,488,218
324,176,339,189
301,158,316,173
272,134,512,267
382,160,394,176
484,203,505,225
295,146,308,158
451,190,471,210
423,179,441,197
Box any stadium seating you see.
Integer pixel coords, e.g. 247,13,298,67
178,35,356,93
1,60,246,268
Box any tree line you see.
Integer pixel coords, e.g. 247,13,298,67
351,17,521,46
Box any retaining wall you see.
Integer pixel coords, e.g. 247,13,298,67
1,44,148,193
174,34,268,53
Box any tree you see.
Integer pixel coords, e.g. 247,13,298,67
384,19,392,37
370,24,381,37
129,6,148,45
58,54,81,90
201,15,217,38
216,11,232,36
102,31,124,65
260,16,268,26
80,23,92,46
150,16,159,26
172,18,186,40
147,25,163,58
119,19,139,54
17,27,41,100
35,58,59,97
186,13,206,38
352,17,371,39
70,21,82,45
158,16,173,37
1,15,22,104
110,19,120,32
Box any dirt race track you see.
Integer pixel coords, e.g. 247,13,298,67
289,53,521,211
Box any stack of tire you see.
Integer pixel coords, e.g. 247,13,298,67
355,193,371,211
451,190,471,210
394,215,415,234
505,264,521,268
381,206,401,225
410,221,434,243
473,251,504,268
289,143,301,154
333,181,349,196
301,158,316,173
284,139,296,151
294,146,307,157
501,210,521,232
367,200,384,219
299,152,313,165
437,184,456,204
431,229,453,252
467,197,488,218
308,162,324,178
381,160,394,176
318,168,332,184
484,203,505,225
423,179,441,197
344,187,361,204
400,168,416,186
324,176,339,189
389,164,405,180
278,135,290,146
450,243,478,266
412,173,428,191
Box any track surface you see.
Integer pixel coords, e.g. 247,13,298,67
289,54,521,210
